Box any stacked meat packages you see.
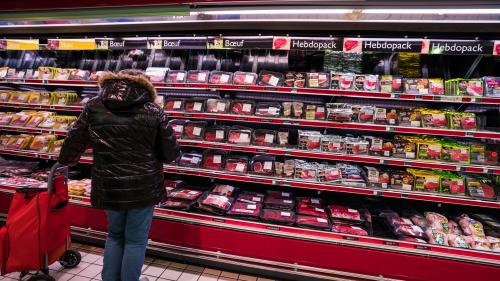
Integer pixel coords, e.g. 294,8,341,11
329,205,372,236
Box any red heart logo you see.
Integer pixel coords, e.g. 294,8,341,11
274,38,287,49
344,40,359,51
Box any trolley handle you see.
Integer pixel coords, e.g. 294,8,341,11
47,162,68,194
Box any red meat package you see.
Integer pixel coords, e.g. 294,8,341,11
166,70,187,83
261,209,296,225
258,71,285,87
187,70,210,84
386,216,426,239
211,184,238,197
168,119,187,138
164,179,185,189
197,192,233,214
233,71,258,86
298,130,321,150
251,155,275,175
296,215,330,230
296,204,328,219
177,152,202,167
294,161,318,181
297,197,323,208
226,202,262,219
228,126,253,145
202,150,227,170
225,156,249,173
317,165,341,182
182,121,206,140
209,71,233,85
255,102,282,117
320,135,345,153
264,197,295,211
204,126,227,142
267,190,293,199
206,99,230,114
328,205,364,223
168,188,204,201
252,130,276,146
160,198,196,210
237,192,265,204
306,72,330,88
165,99,185,111
231,100,255,115
331,224,369,236
184,99,205,113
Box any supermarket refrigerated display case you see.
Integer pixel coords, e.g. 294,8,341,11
0,2,499,281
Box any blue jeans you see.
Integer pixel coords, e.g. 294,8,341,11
102,207,154,281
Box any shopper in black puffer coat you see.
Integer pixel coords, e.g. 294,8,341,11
58,69,179,281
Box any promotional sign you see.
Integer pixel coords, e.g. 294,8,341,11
273,37,341,51
0,39,39,50
47,39,95,50
147,37,207,50
95,38,147,50
208,36,274,49
427,40,494,55
362,38,423,53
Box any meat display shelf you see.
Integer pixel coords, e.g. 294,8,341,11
1,78,499,105
0,101,83,112
0,184,498,267
0,125,67,136
165,111,500,140
178,139,500,175
163,165,500,209
0,148,93,163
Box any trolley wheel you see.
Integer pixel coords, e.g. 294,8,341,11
59,249,82,269
27,274,55,281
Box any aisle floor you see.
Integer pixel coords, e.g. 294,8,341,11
0,242,275,281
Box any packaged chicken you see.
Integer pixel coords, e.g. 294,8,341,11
424,212,449,232
458,214,485,237
209,71,233,85
187,70,210,84
487,236,500,252
464,236,490,251
426,229,449,246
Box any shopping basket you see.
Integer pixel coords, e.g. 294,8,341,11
0,162,81,281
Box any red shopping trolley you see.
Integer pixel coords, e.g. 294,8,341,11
0,163,81,281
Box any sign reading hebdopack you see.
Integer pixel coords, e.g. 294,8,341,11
427,40,494,55
362,39,424,53
147,37,207,50
273,37,342,51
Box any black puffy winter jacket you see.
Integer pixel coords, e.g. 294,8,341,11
58,71,180,210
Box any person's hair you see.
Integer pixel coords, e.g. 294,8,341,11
118,69,150,81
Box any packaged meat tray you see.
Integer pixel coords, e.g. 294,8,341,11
466,176,497,199
202,149,227,170
184,99,206,113
258,71,285,87
177,152,202,168
304,104,325,120
284,72,306,88
276,131,290,147
483,77,500,97
264,197,295,211
187,70,210,84
260,209,296,226
345,138,369,155
197,192,233,215
237,192,265,204
255,102,281,117
282,102,304,118
297,197,323,208
168,119,187,138
29,135,56,152
168,188,204,201
5,135,33,150
227,126,253,145
389,170,414,191
230,100,255,115
306,72,330,88
398,110,422,127
447,234,470,249
206,99,230,114
296,215,331,231
331,224,369,236
386,217,426,239
298,130,321,150
267,190,293,199
233,71,258,86
209,71,233,85
226,202,262,219
317,165,342,182
330,73,355,90
160,198,196,211
326,103,353,122
367,137,393,157
429,78,445,95
48,140,64,154
357,106,375,123
165,99,185,111
380,75,403,93
224,155,249,173
251,155,275,175
211,184,238,197
296,204,328,219
294,160,317,181
182,121,206,140
165,70,187,83
321,135,345,153
164,179,185,190
458,214,485,237
404,78,429,95
204,126,227,142
252,129,276,146
426,229,449,246
362,75,379,92
337,163,366,187
328,205,364,223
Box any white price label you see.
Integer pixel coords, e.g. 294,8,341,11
351,226,362,230
384,151,391,156
217,102,226,112
411,121,421,127
317,218,328,223
238,133,250,143
315,208,325,213
188,191,198,195
269,76,279,86
235,163,245,172
242,103,252,112
268,107,278,115
311,199,320,204
244,75,254,84
405,152,416,159
16,138,24,145
197,72,207,82
191,157,201,164
347,208,358,213
263,161,273,170
173,126,183,133
283,200,293,204
173,101,182,109
213,155,222,164
235,209,254,214
252,196,262,202
402,184,412,191
193,127,201,136
220,74,230,83
193,102,202,111
176,72,185,81
247,204,257,210
264,134,274,143
215,130,224,139
281,212,291,217
281,192,290,197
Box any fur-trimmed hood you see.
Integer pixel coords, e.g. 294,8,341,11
98,71,157,110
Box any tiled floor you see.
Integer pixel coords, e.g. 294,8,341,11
0,243,275,281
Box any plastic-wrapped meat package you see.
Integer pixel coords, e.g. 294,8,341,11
447,234,470,249
306,72,330,88
165,99,185,111
317,165,341,183
233,71,258,86
164,180,185,190
294,161,317,181
283,160,295,178
168,188,204,201
211,184,238,197
408,212,430,229
446,220,463,235
387,218,426,239
184,99,205,113
182,121,206,140
282,102,303,118
231,100,255,115
209,71,233,85
357,106,375,123
264,197,295,211
202,150,226,170
465,176,497,199
331,73,355,90
166,70,187,83
252,130,276,146
225,155,249,173
464,236,490,251
458,214,485,237
177,152,202,167
389,170,414,191
197,193,233,214
160,198,195,210
328,205,364,223
251,155,275,175
255,102,282,117
487,236,500,252
326,103,353,122
204,126,227,142
426,229,449,246
425,212,449,233
258,71,285,87
277,131,289,147
296,204,328,219
337,163,366,187
320,135,344,153
168,119,187,138
364,166,389,188
237,192,265,204
187,70,210,84
267,190,293,199
226,202,262,219
366,137,393,157
304,104,325,120
297,197,323,208
227,126,253,145
261,209,296,225
298,130,322,150
296,215,330,230
345,138,369,155
206,99,230,114
331,224,369,236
